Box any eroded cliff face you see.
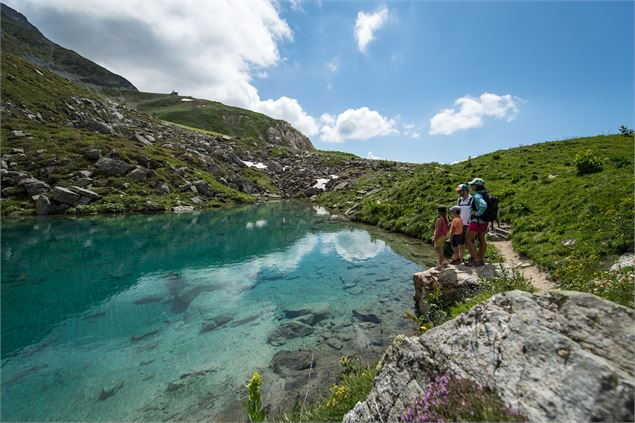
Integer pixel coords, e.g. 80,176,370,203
344,289,634,423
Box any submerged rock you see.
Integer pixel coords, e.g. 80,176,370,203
268,321,314,345
352,308,381,324
98,381,124,401
344,290,635,423
283,303,331,324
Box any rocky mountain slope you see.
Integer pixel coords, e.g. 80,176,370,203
103,89,315,151
0,52,401,216
0,3,137,91
344,287,635,423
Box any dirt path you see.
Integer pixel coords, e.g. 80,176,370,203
492,240,556,291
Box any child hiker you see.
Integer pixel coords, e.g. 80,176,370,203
449,206,464,264
432,205,449,269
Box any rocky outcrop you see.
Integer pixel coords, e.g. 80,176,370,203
344,290,635,423
413,264,507,315
264,121,314,151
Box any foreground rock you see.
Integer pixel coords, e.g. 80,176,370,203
413,264,507,315
344,290,635,423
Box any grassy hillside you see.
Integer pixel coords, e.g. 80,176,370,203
0,3,136,91
103,89,314,150
319,135,634,306
0,53,270,215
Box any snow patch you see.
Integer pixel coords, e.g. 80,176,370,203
181,98,193,102
242,160,268,169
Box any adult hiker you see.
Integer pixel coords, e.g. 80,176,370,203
454,184,472,262
466,178,488,267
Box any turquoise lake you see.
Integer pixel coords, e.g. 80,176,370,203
1,201,434,421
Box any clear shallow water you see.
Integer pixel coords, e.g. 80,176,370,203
1,202,433,421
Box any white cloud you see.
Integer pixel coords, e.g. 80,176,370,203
429,92,520,135
8,0,327,136
252,96,320,136
354,4,388,53
366,151,384,160
326,82,334,91
289,0,304,11
7,1,401,142
319,107,397,143
326,58,339,72
402,122,422,139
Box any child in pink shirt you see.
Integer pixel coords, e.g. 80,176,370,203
432,205,448,269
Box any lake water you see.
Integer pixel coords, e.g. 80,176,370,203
1,201,434,421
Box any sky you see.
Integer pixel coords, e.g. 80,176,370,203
7,0,634,163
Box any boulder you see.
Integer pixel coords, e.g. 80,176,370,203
76,119,114,134
191,196,203,205
34,194,51,215
133,133,152,146
610,253,635,272
69,186,101,200
52,186,80,205
83,149,102,161
172,206,195,214
128,167,147,182
267,321,314,346
562,238,576,248
344,290,635,423
192,180,213,197
159,183,170,194
413,264,505,315
95,157,132,176
144,201,165,212
17,177,50,196
76,177,93,188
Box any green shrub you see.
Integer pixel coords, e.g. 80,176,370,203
619,125,634,136
574,149,604,175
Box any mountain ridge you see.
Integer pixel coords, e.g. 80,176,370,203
0,3,137,91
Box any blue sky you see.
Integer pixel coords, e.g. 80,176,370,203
10,0,634,163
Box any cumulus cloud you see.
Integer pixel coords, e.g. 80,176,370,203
252,96,319,136
319,107,397,143
354,4,388,53
366,151,384,160
429,92,520,135
7,0,328,136
7,1,401,142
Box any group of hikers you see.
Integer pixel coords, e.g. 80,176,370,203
432,177,498,269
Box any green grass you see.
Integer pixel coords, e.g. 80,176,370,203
320,134,634,307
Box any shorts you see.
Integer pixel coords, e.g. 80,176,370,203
468,222,489,233
451,235,463,247
434,236,446,249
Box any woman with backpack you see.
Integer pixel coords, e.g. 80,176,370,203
465,178,489,267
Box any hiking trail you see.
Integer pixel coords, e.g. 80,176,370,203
489,225,556,292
